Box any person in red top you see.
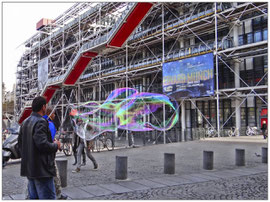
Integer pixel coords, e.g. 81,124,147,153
261,120,267,139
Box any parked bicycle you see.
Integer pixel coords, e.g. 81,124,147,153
56,131,73,156
205,127,217,138
228,127,239,137
246,126,259,136
93,133,114,152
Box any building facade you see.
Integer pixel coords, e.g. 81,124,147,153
15,2,268,142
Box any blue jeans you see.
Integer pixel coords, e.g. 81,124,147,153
27,177,56,199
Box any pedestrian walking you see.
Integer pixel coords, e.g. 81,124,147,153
18,96,61,199
72,123,98,173
128,130,135,147
71,117,86,166
261,120,267,139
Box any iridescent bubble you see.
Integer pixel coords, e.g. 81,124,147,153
70,88,179,140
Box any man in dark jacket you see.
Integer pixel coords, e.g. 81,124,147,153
18,96,61,199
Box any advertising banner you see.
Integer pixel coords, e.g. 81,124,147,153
163,53,214,98
38,58,48,90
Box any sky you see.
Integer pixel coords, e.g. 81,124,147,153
2,2,75,92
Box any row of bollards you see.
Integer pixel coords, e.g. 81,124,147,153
55,147,268,185
203,149,247,170
115,147,268,180
203,147,268,170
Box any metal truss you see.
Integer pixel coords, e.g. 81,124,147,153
15,2,268,141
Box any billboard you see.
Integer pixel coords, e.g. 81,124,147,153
163,53,214,98
38,58,48,90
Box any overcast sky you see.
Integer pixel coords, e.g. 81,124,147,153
3,2,74,91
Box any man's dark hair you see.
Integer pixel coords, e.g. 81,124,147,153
32,96,47,112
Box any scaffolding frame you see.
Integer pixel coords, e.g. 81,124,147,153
15,2,268,143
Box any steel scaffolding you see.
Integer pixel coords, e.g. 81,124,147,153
15,2,268,143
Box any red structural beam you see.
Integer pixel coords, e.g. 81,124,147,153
42,85,60,102
18,51,97,124
64,51,98,85
108,3,153,47
18,108,32,124
18,2,153,124
18,85,61,124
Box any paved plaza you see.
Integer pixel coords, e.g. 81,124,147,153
2,135,268,200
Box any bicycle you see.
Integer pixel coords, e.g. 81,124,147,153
93,133,114,152
57,132,73,156
205,127,217,138
228,127,239,137
246,126,259,136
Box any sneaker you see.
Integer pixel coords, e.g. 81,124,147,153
72,168,80,173
94,164,98,169
58,194,68,200
81,162,86,166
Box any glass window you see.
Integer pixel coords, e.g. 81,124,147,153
241,107,246,127
248,107,256,126
238,35,244,46
254,30,262,42
247,33,253,44
263,29,268,40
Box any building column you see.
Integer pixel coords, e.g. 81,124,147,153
233,19,239,47
93,86,96,100
235,98,242,134
142,77,146,124
233,22,241,133
181,101,186,141
92,86,97,128
142,49,146,58
234,61,240,88
114,82,118,138
179,38,184,49
190,37,195,46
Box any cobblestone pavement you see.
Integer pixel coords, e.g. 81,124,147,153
2,136,267,199
90,173,268,200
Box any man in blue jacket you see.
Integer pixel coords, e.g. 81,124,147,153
44,106,67,200
18,96,61,199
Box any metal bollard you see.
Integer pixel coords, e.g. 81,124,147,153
56,158,68,187
235,149,245,166
262,147,268,163
203,151,214,170
164,153,175,174
115,156,128,180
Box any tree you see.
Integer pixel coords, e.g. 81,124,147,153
2,82,14,117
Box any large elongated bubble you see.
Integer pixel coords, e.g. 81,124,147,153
70,88,179,140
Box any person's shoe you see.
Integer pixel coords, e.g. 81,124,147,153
72,168,80,173
94,164,98,169
82,162,86,166
58,194,68,200
72,162,77,166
